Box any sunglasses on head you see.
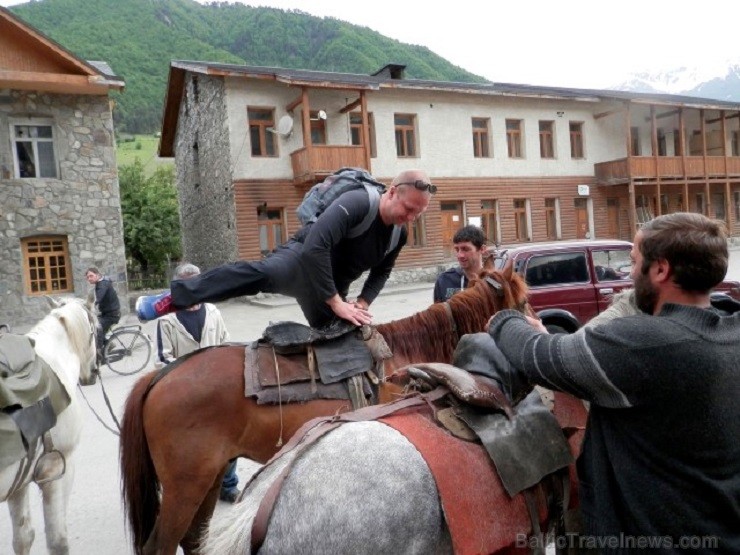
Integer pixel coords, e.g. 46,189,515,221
395,180,438,194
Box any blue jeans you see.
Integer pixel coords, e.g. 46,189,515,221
221,459,238,493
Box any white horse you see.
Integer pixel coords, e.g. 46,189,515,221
1,297,98,555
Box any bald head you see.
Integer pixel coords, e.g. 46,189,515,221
391,169,431,189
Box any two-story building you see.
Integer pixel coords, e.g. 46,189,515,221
0,7,126,326
159,60,740,271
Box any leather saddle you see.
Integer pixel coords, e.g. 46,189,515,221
244,321,392,409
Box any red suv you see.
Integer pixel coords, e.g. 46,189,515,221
494,240,740,333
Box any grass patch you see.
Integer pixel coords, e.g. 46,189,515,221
116,134,173,175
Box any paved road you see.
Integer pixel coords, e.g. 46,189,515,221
2,247,739,554
0,283,436,555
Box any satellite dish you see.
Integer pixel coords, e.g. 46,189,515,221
270,114,294,138
317,109,327,120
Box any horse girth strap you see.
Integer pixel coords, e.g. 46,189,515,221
249,389,448,553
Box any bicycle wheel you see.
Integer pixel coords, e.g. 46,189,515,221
104,330,152,375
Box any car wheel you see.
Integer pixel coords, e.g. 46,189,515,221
545,324,570,334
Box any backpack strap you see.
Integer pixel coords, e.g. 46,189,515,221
346,184,381,239
347,184,402,256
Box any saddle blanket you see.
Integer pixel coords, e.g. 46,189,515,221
380,411,563,555
0,334,71,469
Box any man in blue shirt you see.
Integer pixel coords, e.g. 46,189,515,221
433,225,488,302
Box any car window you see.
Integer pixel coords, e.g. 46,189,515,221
592,249,631,282
525,252,589,286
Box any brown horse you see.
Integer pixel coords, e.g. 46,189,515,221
120,267,528,555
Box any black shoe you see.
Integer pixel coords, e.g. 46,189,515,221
219,489,238,504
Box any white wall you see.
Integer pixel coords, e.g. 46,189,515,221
224,77,660,181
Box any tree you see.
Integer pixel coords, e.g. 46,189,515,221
119,159,181,272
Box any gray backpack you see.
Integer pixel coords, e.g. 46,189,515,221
296,168,402,254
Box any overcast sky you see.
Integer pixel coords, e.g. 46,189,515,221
2,0,738,89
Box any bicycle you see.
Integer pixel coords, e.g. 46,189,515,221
102,324,152,375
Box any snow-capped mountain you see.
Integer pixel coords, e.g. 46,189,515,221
613,60,740,102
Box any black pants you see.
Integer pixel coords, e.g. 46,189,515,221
171,241,336,328
98,312,120,352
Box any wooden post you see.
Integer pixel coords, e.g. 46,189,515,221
360,91,371,172
301,88,311,148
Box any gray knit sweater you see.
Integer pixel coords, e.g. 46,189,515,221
489,304,740,554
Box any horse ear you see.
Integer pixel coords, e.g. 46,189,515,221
44,295,62,309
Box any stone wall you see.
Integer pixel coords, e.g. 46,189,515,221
175,73,238,269
0,90,127,327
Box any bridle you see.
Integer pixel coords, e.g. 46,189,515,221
442,274,529,342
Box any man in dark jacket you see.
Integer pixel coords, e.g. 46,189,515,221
433,225,488,302
85,267,121,356
485,212,739,553
136,169,434,328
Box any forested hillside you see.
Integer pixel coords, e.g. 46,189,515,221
11,0,486,133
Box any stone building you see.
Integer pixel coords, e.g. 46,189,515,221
159,61,740,274
0,7,126,327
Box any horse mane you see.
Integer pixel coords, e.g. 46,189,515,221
376,269,527,364
29,298,96,361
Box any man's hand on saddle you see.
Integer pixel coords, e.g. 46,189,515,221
326,294,373,326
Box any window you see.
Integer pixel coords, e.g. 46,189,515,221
405,215,426,247
12,123,57,178
592,249,631,282
630,126,640,156
394,113,417,157
569,122,584,158
248,108,277,157
711,192,726,220
657,130,666,156
539,121,555,159
513,198,530,241
480,200,499,244
674,129,683,156
735,192,740,222
21,236,72,294
733,131,740,157
695,193,704,215
525,252,589,287
506,119,523,158
472,118,491,158
257,207,285,255
310,110,327,145
544,198,559,239
350,112,377,158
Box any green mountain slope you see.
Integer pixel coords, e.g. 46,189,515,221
10,0,487,133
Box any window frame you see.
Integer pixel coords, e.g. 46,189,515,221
544,197,560,240
21,235,73,295
506,119,523,158
569,121,584,159
10,120,58,179
310,110,327,145
480,199,499,244
349,112,377,158
539,120,555,159
513,198,530,241
404,214,426,247
257,206,286,256
394,113,418,157
472,117,491,158
247,107,278,157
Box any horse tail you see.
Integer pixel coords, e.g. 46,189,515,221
120,371,159,554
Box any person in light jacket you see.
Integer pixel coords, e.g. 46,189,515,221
155,263,237,502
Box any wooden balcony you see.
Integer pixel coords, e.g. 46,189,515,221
595,156,740,185
290,145,367,185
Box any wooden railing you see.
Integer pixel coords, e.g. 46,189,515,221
595,156,740,184
290,145,366,184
